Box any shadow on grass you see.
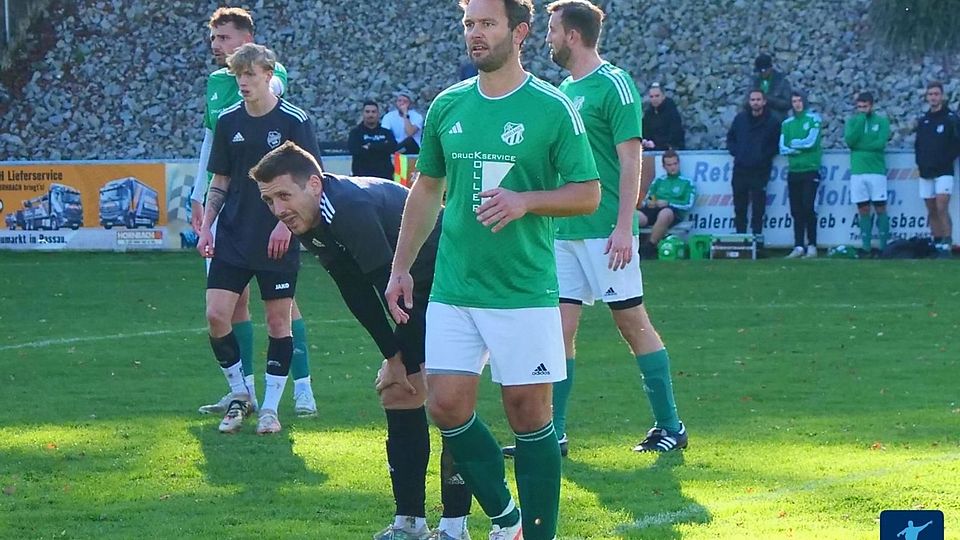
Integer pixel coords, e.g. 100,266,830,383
190,424,327,492
564,451,710,539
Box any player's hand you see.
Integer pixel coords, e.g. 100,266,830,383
268,221,292,259
476,188,528,233
191,200,204,234
642,139,656,149
197,228,214,258
398,102,409,116
605,226,633,271
375,354,417,395
385,271,414,324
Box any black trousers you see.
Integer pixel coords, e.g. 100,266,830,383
732,165,771,236
787,171,820,247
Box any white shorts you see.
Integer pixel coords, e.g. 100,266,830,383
919,175,954,199
850,174,888,204
555,237,644,305
425,302,566,386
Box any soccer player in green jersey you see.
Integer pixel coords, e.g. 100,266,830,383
532,0,688,454
192,7,317,417
386,1,600,538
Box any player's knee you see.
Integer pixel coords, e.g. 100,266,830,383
657,208,675,223
427,393,469,428
264,309,291,336
380,386,426,410
856,202,871,214
205,304,232,331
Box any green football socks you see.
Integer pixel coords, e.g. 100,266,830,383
636,349,681,432
858,214,874,251
291,317,310,381
439,413,519,529
551,358,575,439
514,422,562,540
231,320,255,380
876,213,890,249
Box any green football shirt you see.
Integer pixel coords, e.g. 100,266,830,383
204,63,288,132
555,62,643,240
416,74,599,309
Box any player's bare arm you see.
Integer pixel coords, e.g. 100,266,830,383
196,174,230,258
476,179,600,233
385,174,445,324
267,220,291,260
607,139,643,270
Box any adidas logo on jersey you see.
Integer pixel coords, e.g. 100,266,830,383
531,363,551,376
232,132,245,143
604,287,617,296
448,121,463,135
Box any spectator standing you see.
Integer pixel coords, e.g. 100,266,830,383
779,90,823,258
641,82,685,150
915,81,960,256
727,89,780,245
347,100,397,179
749,53,791,123
844,91,891,255
381,91,425,154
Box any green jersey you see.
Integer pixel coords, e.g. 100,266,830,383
646,173,696,213
843,112,890,175
416,75,599,309
204,63,288,132
779,110,823,174
555,62,642,240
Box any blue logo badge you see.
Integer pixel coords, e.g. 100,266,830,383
879,510,943,540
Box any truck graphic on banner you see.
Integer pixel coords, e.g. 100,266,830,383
98,177,159,229
3,183,83,230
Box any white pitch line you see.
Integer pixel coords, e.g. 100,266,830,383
669,302,927,310
0,319,356,351
615,452,960,533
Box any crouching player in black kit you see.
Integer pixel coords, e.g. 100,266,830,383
251,141,473,540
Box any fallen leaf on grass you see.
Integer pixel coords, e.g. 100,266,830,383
870,441,886,450
44,443,57,450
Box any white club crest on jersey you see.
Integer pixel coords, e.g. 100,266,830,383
572,96,585,111
232,132,245,143
501,122,525,146
267,130,282,148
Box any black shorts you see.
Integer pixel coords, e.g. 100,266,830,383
393,279,431,375
207,257,298,300
640,206,678,227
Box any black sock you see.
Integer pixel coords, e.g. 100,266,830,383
385,407,430,517
440,438,472,518
209,332,241,369
265,336,293,376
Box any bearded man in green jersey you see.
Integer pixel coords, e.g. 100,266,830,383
191,7,317,418
386,1,600,538
511,0,686,456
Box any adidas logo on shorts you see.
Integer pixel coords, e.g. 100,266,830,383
445,473,466,485
531,363,551,376
604,287,617,296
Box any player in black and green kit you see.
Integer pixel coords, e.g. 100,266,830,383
386,1,600,538
526,0,687,455
191,7,317,417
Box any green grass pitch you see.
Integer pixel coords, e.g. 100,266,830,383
1,252,957,539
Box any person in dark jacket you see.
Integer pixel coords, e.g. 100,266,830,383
347,100,397,180
748,53,791,123
915,81,960,255
727,89,780,242
642,83,685,150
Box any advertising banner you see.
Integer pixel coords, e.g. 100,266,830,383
651,151,960,247
0,163,168,251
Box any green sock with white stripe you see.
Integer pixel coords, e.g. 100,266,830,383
636,349,681,432
439,413,519,529
551,358,574,439
858,214,874,251
290,318,310,380
875,213,890,249
514,421,561,540
231,320,255,382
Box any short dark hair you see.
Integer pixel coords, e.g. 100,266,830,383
927,80,944,93
546,0,605,48
856,91,874,104
459,0,534,31
662,149,680,163
749,88,765,98
250,141,323,187
209,7,254,34
362,100,379,109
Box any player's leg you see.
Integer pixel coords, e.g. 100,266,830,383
920,178,939,243
485,307,566,540
427,303,518,535
231,285,256,402
638,208,658,256
934,182,952,254
851,174,873,253
749,180,767,240
731,170,749,234
205,258,256,432
551,240,588,449
786,178,806,257
289,299,317,416
650,207,676,245
255,270,296,434
802,174,820,257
